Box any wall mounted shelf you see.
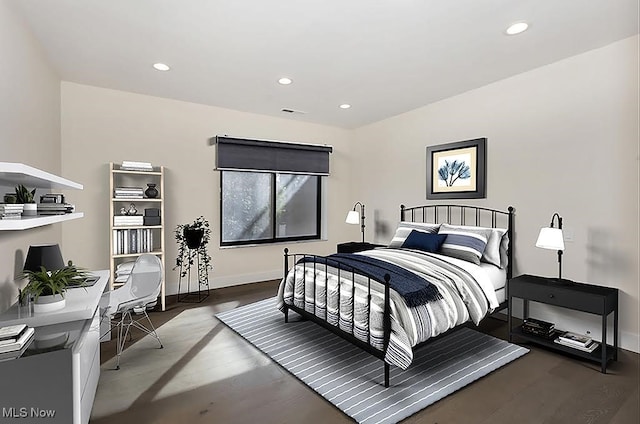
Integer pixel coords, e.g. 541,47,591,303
0,162,83,231
0,212,84,230
0,162,83,189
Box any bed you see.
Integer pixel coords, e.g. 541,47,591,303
276,204,514,387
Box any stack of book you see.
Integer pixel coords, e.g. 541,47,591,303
521,317,556,339
0,204,24,220
37,203,75,215
114,214,144,226
114,187,144,199
0,324,35,361
121,161,153,172
554,331,599,353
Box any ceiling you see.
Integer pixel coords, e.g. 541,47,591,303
12,0,639,129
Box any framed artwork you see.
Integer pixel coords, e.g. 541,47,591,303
426,138,486,199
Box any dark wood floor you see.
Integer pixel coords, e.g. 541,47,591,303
95,281,639,424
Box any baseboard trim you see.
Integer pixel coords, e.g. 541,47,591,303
166,269,282,296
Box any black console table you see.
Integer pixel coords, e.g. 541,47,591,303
508,274,618,373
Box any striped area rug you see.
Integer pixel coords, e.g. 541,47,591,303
216,297,528,424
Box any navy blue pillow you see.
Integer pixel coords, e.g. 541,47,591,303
401,230,447,253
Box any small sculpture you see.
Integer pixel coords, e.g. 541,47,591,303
120,207,127,215
127,203,138,215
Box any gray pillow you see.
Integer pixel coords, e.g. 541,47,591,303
439,224,507,268
438,224,492,265
388,222,441,248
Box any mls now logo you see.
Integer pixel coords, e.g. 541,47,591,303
2,407,56,418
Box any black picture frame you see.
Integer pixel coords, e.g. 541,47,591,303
426,138,486,199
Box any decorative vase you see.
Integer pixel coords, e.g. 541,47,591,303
22,203,37,216
145,183,159,199
33,293,66,313
184,228,204,249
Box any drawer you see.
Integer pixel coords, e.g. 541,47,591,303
510,279,604,314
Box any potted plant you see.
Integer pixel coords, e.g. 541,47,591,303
174,216,213,283
15,184,37,216
21,262,88,313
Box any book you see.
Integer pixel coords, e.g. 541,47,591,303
40,193,65,203
114,215,144,226
523,317,555,330
121,161,152,168
0,204,24,210
0,327,35,354
521,325,556,339
554,338,599,353
0,324,27,341
557,331,592,347
121,161,153,171
0,330,34,362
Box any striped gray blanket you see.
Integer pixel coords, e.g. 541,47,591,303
276,248,500,369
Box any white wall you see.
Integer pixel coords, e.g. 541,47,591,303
352,36,639,352
0,0,63,312
60,83,355,295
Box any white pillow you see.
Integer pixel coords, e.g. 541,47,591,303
388,221,441,248
116,261,136,274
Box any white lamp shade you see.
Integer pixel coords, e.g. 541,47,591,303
536,227,565,251
345,210,360,224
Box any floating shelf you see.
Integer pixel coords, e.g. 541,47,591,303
0,213,84,230
0,162,83,231
0,162,83,189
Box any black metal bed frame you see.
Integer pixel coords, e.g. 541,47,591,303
282,204,515,387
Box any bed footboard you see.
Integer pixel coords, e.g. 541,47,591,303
283,248,392,387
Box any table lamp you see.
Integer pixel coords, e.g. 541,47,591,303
346,202,366,243
23,244,65,272
535,213,565,281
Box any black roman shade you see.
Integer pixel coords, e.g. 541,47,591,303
215,136,333,175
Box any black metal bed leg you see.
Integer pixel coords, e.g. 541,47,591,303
284,305,289,323
384,362,390,387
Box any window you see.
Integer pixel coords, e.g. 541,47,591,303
216,136,331,247
221,171,321,246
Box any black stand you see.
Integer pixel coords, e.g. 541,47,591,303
177,248,210,303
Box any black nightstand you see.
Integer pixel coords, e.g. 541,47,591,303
508,274,618,373
337,242,384,253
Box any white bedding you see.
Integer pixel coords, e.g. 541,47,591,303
277,247,507,369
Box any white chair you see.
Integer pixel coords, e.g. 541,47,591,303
100,254,164,369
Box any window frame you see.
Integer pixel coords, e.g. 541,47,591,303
220,171,322,247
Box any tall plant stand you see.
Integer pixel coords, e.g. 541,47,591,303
177,249,210,303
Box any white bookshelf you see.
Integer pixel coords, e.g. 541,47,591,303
109,162,166,311
0,162,83,230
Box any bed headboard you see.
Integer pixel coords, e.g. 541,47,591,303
400,204,515,280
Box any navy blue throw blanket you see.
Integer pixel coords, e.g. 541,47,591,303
297,253,442,307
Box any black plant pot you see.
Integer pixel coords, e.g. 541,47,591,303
184,228,204,249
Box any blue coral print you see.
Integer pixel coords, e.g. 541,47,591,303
438,160,471,187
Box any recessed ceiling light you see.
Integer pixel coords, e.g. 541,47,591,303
339,104,351,109
153,63,170,71
505,22,529,35
278,77,292,85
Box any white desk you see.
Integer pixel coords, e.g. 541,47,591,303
0,269,109,327
0,270,109,424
